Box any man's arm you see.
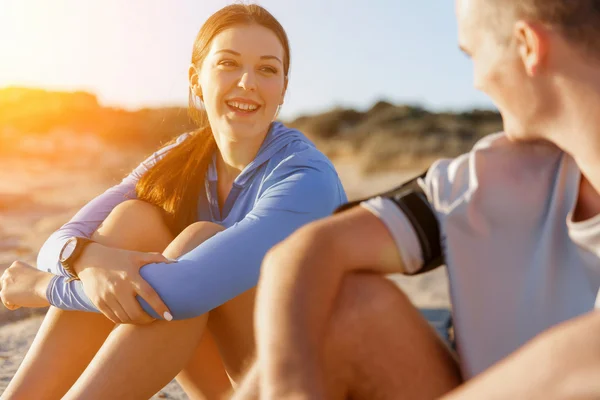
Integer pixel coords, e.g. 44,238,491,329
254,206,406,399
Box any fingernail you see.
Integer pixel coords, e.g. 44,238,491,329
167,258,178,263
595,289,600,310
163,311,173,321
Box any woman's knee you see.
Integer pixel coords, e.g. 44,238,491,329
182,221,225,235
92,199,172,250
165,222,225,258
178,221,224,243
107,200,165,226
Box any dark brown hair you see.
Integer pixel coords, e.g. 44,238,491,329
135,4,291,234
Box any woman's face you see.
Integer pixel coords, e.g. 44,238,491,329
193,24,287,142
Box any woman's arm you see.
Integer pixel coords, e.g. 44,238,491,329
46,159,346,318
36,137,186,276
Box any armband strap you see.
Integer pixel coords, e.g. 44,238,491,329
335,171,443,274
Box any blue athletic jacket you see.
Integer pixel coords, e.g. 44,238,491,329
37,122,347,319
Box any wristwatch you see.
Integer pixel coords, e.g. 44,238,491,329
59,237,94,282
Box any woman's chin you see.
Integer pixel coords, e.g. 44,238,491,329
220,118,270,140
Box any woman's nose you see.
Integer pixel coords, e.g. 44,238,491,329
238,70,257,91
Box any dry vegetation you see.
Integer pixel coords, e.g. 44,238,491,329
1,88,503,173
288,100,502,172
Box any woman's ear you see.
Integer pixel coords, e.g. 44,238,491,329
188,64,202,99
279,77,288,105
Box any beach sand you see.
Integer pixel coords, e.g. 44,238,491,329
0,148,449,398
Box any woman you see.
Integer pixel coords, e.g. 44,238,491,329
0,4,346,399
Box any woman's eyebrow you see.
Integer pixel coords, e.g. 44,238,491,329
215,49,282,64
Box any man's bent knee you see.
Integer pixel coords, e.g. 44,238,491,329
334,273,413,328
326,273,418,366
328,273,461,397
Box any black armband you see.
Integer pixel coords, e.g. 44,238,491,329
335,171,443,274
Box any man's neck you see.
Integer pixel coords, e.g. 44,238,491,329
548,71,600,220
554,115,600,216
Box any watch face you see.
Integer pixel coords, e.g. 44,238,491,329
60,239,77,263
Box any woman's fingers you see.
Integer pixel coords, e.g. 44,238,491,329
137,252,177,267
105,297,132,324
133,279,173,321
1,296,20,311
119,292,155,325
133,253,174,320
96,299,125,325
0,281,20,311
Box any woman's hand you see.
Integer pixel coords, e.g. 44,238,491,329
0,261,53,310
75,242,176,325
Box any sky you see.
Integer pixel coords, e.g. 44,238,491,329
0,0,496,119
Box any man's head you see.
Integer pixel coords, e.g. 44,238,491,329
456,0,600,141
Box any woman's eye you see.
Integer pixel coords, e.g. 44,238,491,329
260,66,277,74
219,60,237,67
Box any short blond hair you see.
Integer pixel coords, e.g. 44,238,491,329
490,0,600,54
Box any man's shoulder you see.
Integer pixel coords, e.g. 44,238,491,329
425,132,566,213
471,132,559,156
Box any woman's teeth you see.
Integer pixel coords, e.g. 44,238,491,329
227,101,258,111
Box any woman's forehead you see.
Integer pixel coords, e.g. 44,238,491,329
208,24,285,60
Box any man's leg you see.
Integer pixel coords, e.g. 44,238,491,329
443,311,600,400
236,272,462,400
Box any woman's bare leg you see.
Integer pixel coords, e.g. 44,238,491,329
176,330,233,399
166,222,233,399
2,308,116,400
2,200,175,399
208,287,257,383
4,202,231,400
165,220,258,384
61,221,234,399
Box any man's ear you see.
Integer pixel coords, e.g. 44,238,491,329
514,20,549,76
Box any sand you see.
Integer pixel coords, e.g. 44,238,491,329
0,147,449,399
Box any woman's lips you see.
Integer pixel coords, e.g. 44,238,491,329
226,100,261,115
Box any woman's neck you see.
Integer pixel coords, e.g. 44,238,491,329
214,132,267,182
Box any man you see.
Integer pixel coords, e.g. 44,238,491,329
235,0,600,398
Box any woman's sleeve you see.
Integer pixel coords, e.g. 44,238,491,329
46,159,345,317
36,137,185,276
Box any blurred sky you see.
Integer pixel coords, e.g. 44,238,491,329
0,0,495,119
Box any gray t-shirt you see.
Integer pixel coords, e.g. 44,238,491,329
361,133,600,378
